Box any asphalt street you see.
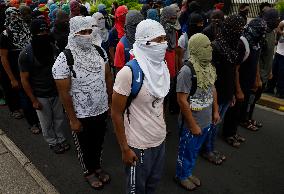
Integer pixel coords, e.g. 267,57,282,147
0,106,283,194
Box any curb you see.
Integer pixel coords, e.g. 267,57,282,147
258,94,284,112
0,128,60,194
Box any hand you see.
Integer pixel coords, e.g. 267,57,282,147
32,99,42,110
11,79,20,89
212,110,220,125
122,148,138,166
236,90,244,102
190,125,202,136
70,119,83,133
230,95,236,107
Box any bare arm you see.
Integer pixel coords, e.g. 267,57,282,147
109,47,115,66
55,78,82,132
105,63,113,104
111,91,138,165
0,49,18,88
212,87,220,124
235,65,244,101
177,92,201,135
176,47,184,72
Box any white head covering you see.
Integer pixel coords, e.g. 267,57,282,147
133,19,170,98
85,16,102,46
67,16,104,72
92,12,109,42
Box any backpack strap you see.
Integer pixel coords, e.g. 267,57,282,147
125,59,144,123
120,35,131,63
94,45,107,62
184,60,197,96
63,49,76,78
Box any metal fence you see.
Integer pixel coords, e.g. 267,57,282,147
227,0,277,17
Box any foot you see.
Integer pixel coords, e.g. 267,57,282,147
234,134,246,142
213,150,226,161
85,173,103,190
202,152,222,165
60,141,70,151
188,175,201,187
225,136,241,148
95,169,111,184
240,121,259,131
250,120,263,128
30,124,41,134
50,144,65,154
11,110,23,119
174,177,197,191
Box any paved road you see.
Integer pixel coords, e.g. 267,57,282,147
0,106,284,194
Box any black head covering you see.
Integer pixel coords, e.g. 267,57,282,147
243,18,267,47
30,18,48,36
187,12,203,38
262,8,279,32
215,14,246,64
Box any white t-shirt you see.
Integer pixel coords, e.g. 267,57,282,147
52,52,109,118
113,66,166,149
276,21,284,56
178,33,190,62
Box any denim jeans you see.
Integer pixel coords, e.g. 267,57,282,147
176,126,210,180
204,102,231,153
36,97,67,146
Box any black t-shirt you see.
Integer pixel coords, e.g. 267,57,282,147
239,43,261,93
0,31,22,80
212,41,238,104
18,44,58,97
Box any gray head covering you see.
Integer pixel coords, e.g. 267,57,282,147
160,6,177,50
125,10,144,46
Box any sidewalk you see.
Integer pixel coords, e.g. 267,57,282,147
0,129,59,194
258,93,284,112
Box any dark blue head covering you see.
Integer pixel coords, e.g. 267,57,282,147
147,9,159,22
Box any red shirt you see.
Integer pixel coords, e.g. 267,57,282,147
114,41,134,69
165,50,176,78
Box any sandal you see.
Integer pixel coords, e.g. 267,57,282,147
250,120,263,128
85,173,104,190
213,150,226,161
30,124,41,134
95,169,111,184
225,136,240,148
188,175,201,187
202,152,222,165
240,121,259,132
234,134,246,142
11,110,24,119
174,176,197,191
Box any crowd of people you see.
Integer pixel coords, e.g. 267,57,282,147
0,0,283,193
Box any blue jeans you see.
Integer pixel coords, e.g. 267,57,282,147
204,102,231,153
176,126,210,180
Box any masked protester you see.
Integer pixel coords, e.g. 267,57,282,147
177,12,204,69
223,18,267,147
51,10,70,52
175,33,218,191
112,19,170,194
238,3,249,23
147,8,159,22
19,6,32,26
19,18,70,154
259,8,280,93
202,15,246,165
91,12,109,52
70,0,81,18
0,7,41,134
97,4,112,30
114,10,144,71
202,9,224,41
161,6,180,115
52,16,112,190
109,5,128,67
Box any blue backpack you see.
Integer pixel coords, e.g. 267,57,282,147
120,35,131,64
125,59,144,122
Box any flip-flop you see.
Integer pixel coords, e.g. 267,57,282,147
85,173,104,190
174,176,197,191
95,169,111,184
